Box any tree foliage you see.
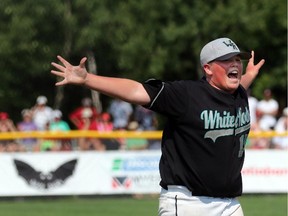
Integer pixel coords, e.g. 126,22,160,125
0,0,286,122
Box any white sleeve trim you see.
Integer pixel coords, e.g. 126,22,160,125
148,82,165,109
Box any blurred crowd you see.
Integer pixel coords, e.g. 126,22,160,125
248,88,287,150
0,96,160,152
0,88,287,152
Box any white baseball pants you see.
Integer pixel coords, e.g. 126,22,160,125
158,186,244,216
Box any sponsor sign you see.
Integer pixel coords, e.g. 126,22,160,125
0,150,286,196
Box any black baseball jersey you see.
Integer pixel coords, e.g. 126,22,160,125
142,77,250,198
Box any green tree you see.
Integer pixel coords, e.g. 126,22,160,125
0,0,286,123
0,0,64,120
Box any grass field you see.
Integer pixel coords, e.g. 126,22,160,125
0,194,286,216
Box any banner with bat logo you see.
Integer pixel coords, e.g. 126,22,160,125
0,151,161,196
0,150,287,196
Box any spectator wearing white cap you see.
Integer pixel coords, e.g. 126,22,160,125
49,109,72,151
69,97,98,129
50,109,70,131
31,95,53,131
77,108,106,151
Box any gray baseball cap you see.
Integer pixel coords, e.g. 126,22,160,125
200,38,251,66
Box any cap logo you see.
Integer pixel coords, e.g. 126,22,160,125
222,40,238,50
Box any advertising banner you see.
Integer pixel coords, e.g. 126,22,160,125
0,150,287,196
242,150,288,193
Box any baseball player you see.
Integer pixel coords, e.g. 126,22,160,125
51,37,265,216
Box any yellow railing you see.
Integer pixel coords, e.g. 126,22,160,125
0,130,286,140
0,130,163,139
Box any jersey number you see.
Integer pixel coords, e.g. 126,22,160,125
238,134,247,158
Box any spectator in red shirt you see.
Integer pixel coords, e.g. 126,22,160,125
69,97,98,129
77,108,105,151
96,112,114,131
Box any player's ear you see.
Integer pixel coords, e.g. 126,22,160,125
203,63,213,76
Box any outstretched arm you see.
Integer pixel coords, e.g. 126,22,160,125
241,51,265,90
51,56,151,105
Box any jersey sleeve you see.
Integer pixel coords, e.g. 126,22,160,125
142,79,188,118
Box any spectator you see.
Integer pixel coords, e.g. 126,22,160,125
0,112,22,152
69,97,98,129
35,121,59,152
49,109,72,151
50,109,70,131
256,89,279,131
272,107,288,150
246,89,270,149
31,95,53,131
37,139,58,151
247,89,258,128
248,120,271,149
96,112,114,131
0,112,17,132
108,99,133,130
17,109,38,151
96,112,121,150
78,108,98,130
134,105,158,131
125,121,148,150
134,105,161,149
78,108,105,151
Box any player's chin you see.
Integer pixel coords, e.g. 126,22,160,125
227,77,240,85
226,80,240,93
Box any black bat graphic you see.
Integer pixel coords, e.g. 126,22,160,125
14,159,77,190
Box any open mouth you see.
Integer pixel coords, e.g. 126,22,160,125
227,71,239,79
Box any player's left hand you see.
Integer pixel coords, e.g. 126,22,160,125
240,51,265,90
245,50,265,76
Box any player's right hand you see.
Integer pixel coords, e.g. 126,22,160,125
51,56,88,86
